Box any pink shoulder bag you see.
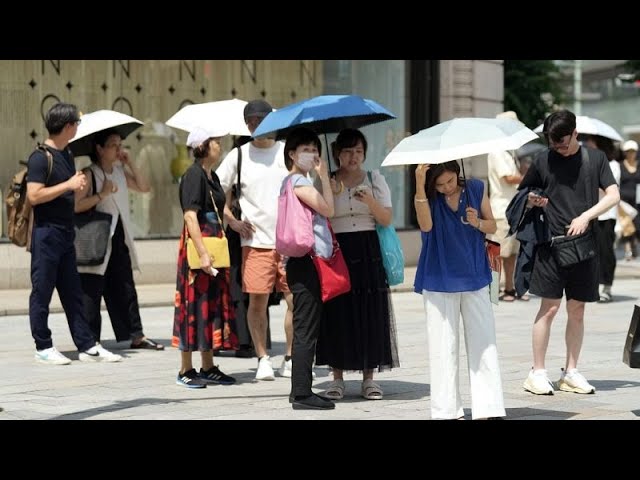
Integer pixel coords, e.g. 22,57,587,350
275,175,315,257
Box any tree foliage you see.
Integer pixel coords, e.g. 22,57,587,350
504,60,566,129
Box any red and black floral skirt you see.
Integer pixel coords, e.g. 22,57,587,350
172,221,238,352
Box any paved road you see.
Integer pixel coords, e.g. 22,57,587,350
1,278,639,420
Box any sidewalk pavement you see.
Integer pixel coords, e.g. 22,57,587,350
0,267,423,316
1,263,640,419
1,259,639,316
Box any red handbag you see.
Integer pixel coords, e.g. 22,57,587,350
311,224,351,302
486,239,501,275
486,239,501,305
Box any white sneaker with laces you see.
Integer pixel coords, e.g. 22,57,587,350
557,368,595,394
278,358,316,378
35,347,71,365
523,368,554,395
79,343,122,363
255,355,275,381
278,358,292,377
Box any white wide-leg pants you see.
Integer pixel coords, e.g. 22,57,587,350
423,287,506,419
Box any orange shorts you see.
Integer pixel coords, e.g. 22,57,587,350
241,247,290,294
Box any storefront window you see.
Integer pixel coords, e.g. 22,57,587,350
0,60,411,240
321,60,409,228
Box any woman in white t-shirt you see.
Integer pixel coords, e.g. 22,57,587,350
315,129,400,401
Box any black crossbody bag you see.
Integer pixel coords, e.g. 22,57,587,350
550,148,597,268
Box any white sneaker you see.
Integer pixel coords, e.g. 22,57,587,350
79,343,122,363
255,355,275,381
279,358,292,378
523,368,554,395
35,347,71,365
557,368,595,394
278,358,316,379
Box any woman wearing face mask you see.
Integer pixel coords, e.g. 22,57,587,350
315,128,399,401
280,127,335,410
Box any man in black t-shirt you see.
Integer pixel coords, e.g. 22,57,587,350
26,102,121,365
518,109,619,396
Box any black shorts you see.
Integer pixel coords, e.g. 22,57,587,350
528,243,599,302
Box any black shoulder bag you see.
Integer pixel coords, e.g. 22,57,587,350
74,168,113,266
550,148,597,268
623,304,640,368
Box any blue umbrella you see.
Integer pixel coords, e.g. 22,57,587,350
252,94,396,141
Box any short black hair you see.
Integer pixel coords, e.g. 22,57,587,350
543,109,576,144
283,127,322,171
45,102,80,135
89,128,121,163
332,128,368,167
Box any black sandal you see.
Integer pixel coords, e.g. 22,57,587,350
499,289,516,302
131,337,165,350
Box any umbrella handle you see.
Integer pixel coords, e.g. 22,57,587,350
324,133,332,175
459,158,472,225
460,159,471,207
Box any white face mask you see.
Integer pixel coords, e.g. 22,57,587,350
296,152,316,172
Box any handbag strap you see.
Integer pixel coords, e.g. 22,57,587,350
366,170,375,199
366,170,385,228
80,166,100,214
581,146,594,208
209,190,226,239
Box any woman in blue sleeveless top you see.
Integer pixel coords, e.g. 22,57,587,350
414,161,505,420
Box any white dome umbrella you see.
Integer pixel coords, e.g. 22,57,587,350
381,116,538,224
381,117,538,167
166,98,252,137
533,115,623,142
69,110,144,157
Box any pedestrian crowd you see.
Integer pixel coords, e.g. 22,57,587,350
20,102,629,418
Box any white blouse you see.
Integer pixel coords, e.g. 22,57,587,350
321,169,392,234
76,163,140,276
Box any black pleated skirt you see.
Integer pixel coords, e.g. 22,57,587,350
315,230,400,372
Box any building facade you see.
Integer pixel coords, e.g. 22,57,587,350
0,60,504,288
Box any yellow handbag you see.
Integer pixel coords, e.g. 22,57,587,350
185,191,230,269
